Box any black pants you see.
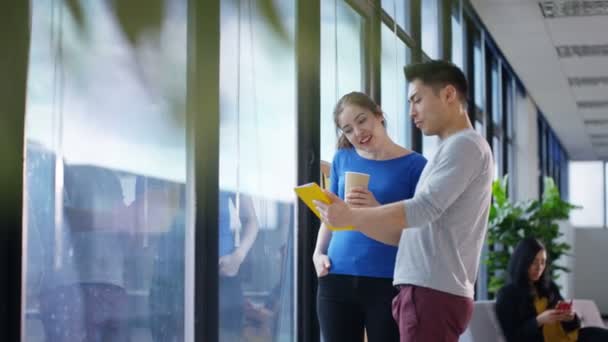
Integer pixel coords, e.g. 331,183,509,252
579,326,608,342
317,274,399,342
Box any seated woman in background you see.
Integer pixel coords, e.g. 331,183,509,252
496,237,608,342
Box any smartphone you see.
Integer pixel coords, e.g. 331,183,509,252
556,300,573,311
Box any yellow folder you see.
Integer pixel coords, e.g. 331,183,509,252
294,182,354,231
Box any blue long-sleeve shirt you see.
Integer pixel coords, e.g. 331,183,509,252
327,148,426,278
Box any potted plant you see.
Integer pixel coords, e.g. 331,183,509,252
486,175,579,296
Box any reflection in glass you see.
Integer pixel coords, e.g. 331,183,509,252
321,0,365,162
24,1,189,341
219,1,296,340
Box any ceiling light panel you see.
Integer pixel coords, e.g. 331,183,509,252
556,44,608,58
584,119,608,127
540,1,608,18
578,101,608,109
569,76,608,87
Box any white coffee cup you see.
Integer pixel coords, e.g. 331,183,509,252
345,171,370,194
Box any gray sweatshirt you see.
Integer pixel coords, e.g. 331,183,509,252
393,128,494,299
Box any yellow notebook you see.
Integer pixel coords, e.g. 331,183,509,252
294,182,353,231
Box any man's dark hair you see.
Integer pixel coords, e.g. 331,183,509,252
404,60,468,103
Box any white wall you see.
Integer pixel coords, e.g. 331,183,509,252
554,220,575,299
513,93,539,202
573,228,608,314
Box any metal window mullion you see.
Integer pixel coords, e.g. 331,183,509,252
440,0,452,60
0,1,29,341
296,0,321,341
365,2,381,103
410,0,423,153
188,0,221,341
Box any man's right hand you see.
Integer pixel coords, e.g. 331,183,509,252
313,253,331,277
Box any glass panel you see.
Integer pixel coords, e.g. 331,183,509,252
493,136,502,180
421,0,440,59
491,59,502,125
561,150,568,200
219,1,296,341
504,75,515,189
451,0,464,68
381,0,411,34
321,0,365,162
569,161,604,228
505,76,514,138
381,23,411,147
473,34,484,109
548,133,555,179
24,1,189,341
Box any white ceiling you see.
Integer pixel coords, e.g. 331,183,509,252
470,0,608,160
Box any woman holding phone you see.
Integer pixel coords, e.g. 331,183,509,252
313,92,427,342
496,237,608,342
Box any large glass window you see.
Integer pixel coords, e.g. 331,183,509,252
381,23,411,147
421,0,440,59
320,0,365,162
219,1,296,340
24,1,189,341
569,161,604,228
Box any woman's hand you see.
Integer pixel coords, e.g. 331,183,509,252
345,187,380,208
313,253,331,277
555,301,577,321
536,309,574,326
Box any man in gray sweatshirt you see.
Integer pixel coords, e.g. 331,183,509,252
316,60,494,342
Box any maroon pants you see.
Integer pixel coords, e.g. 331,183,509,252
392,285,473,342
